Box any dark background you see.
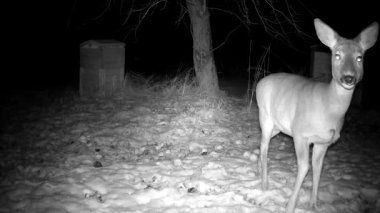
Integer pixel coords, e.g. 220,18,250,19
3,0,380,109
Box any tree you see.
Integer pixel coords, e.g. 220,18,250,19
186,0,219,96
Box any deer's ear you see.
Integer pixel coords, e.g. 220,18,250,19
314,18,338,49
358,22,378,50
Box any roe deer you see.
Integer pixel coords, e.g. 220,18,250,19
256,18,378,213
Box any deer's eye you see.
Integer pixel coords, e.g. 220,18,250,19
356,56,363,62
335,53,341,60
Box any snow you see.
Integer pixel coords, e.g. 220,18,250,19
1,89,379,213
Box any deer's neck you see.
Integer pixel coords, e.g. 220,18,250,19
327,79,355,116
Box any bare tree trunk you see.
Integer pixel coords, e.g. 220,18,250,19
186,0,219,96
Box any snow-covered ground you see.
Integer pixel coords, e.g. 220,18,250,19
1,86,379,213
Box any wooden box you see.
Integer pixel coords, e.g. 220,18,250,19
80,40,125,97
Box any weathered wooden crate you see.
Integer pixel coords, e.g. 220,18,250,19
80,40,125,97
310,45,362,106
310,45,331,82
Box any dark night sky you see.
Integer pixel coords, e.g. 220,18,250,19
3,0,379,108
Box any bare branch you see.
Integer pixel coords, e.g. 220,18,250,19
121,0,135,25
175,3,188,26
209,7,253,30
212,24,242,52
66,0,78,30
134,0,167,32
245,0,311,41
90,0,113,23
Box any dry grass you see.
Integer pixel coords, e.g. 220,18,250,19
246,46,271,111
121,68,230,122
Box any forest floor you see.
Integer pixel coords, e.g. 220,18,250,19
1,75,379,213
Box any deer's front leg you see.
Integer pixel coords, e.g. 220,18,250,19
286,135,310,213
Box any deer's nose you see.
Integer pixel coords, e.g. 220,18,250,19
341,75,356,85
